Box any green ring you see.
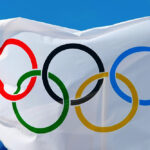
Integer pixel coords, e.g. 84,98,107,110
12,70,69,134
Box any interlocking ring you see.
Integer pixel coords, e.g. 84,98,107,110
0,39,38,101
42,43,105,105
75,72,138,132
12,70,69,134
110,46,150,106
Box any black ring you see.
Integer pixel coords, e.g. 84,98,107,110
42,43,105,105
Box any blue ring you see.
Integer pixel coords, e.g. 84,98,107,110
110,46,150,106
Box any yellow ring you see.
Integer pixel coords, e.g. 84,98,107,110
75,72,139,132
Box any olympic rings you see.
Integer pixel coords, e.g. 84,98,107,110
75,72,139,132
0,39,145,134
42,43,105,105
110,46,150,106
0,39,38,101
12,70,69,134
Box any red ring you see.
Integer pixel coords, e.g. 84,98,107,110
0,39,38,101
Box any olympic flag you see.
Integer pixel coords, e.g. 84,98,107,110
0,17,150,150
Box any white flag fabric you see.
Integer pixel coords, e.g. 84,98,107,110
0,17,150,150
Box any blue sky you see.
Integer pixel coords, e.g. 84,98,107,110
0,0,149,30
0,0,150,149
